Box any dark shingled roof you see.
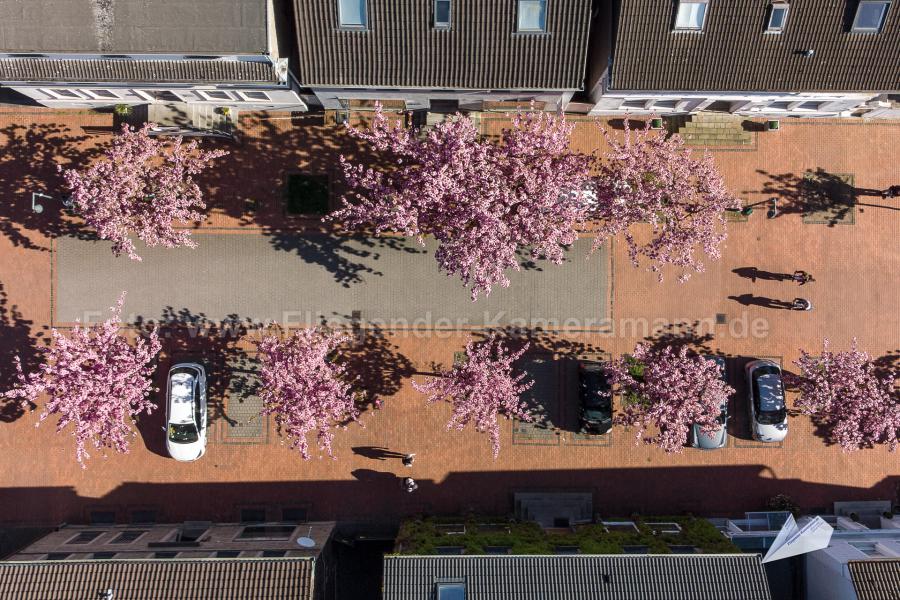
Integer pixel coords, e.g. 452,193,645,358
0,58,280,83
610,0,900,92
0,558,315,600
292,0,593,90
849,559,900,600
0,0,268,54
383,554,773,600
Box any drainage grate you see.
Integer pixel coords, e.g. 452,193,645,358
716,313,728,325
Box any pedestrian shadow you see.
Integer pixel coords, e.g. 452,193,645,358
728,294,795,310
351,469,400,483
352,447,407,461
731,267,795,283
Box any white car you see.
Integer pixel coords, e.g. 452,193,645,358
745,360,788,443
165,363,207,462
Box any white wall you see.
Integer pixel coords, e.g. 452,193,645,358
5,85,307,111
309,88,573,112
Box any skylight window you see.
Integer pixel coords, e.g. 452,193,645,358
338,0,368,29
435,0,451,28
517,0,547,32
674,0,709,30
852,1,890,32
766,3,789,32
436,582,466,600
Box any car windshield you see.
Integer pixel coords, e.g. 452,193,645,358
168,423,199,444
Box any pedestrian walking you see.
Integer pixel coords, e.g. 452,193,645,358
792,271,815,285
792,298,813,311
402,453,415,467
403,477,418,493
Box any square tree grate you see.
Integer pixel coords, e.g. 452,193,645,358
283,173,330,216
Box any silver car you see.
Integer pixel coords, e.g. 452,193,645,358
691,356,729,449
745,360,788,443
165,363,208,462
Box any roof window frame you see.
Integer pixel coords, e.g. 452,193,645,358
851,0,891,32
517,0,548,33
434,0,452,29
673,0,710,32
338,0,369,30
765,3,790,33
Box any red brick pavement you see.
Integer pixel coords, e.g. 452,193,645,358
0,109,897,526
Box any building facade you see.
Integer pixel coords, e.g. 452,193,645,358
292,0,594,112
0,0,307,111
587,0,899,118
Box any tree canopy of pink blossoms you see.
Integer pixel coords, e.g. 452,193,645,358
61,123,227,261
604,343,734,453
591,120,740,282
331,105,594,300
793,338,899,452
413,335,534,457
256,328,361,459
2,292,160,467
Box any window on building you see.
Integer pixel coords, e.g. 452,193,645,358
237,91,271,101
798,101,823,110
111,530,147,544
262,550,288,557
436,582,466,600
434,0,451,28
338,0,368,28
215,550,241,558
129,510,157,524
852,1,890,31
766,3,789,32
240,508,267,523
45,89,85,99
84,89,121,99
91,552,117,560
674,0,709,30
154,551,178,559
67,531,104,544
281,507,308,522
236,525,296,540
517,0,547,32
197,90,234,102
46,553,71,560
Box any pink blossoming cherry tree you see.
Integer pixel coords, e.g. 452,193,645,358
61,123,227,261
331,105,594,300
604,343,735,453
413,335,534,457
3,292,160,467
793,338,899,452
256,327,361,459
591,120,740,282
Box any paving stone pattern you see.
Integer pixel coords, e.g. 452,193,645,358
55,235,609,330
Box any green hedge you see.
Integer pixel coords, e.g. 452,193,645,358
394,515,739,555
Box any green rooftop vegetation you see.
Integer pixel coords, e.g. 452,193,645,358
395,515,740,555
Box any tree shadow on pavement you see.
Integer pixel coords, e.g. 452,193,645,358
754,167,893,225
0,122,106,251
342,326,414,415
267,234,424,288
0,282,44,422
132,308,260,456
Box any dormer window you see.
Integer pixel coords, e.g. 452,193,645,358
766,3,789,32
434,0,451,29
674,0,709,31
852,1,890,32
